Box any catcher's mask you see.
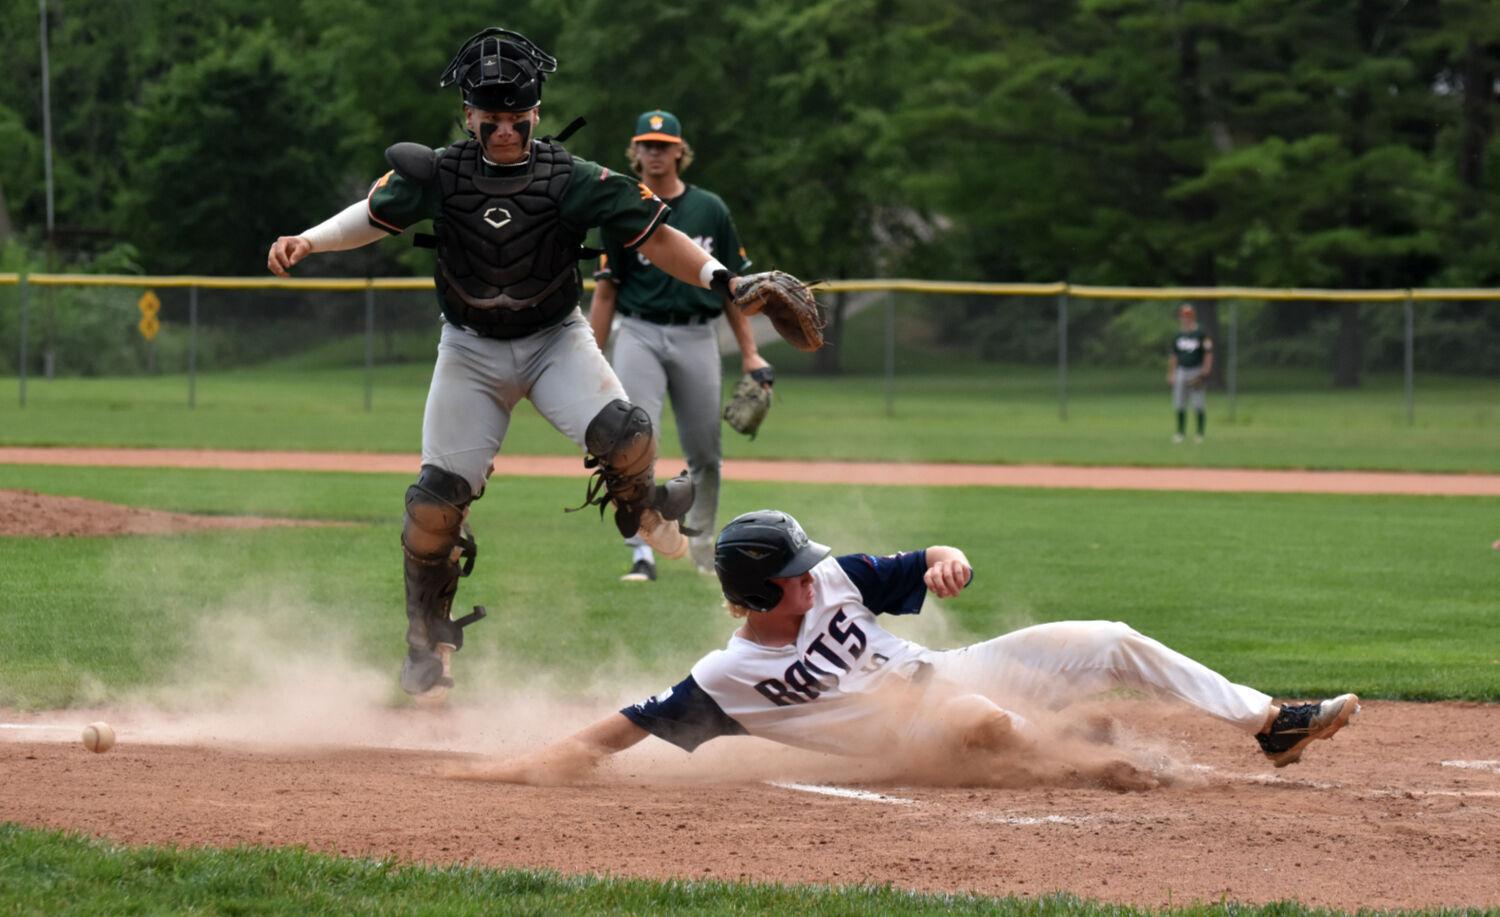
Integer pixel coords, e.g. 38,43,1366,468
714,510,830,612
439,27,557,112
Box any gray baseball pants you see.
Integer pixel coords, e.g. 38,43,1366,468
1172,367,1208,411
421,310,628,494
610,316,722,557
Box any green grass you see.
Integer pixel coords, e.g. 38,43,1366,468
2,467,1495,913
2,465,1495,709
0,823,1460,916
2,357,1498,472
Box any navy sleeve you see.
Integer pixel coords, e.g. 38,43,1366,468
835,550,929,615
620,674,747,752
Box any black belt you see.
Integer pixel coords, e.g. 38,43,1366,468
621,310,718,326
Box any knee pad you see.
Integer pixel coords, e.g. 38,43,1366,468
578,399,659,525
584,399,656,478
402,466,474,563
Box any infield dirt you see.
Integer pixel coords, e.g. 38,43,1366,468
2,700,1497,908
2,451,1497,908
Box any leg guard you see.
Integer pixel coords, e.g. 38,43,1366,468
400,465,479,696
575,399,695,538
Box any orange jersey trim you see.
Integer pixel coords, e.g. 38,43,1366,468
365,174,405,234
624,201,669,249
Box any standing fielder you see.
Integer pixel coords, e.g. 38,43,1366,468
265,29,807,702
1168,303,1213,443
590,110,769,581
464,510,1359,783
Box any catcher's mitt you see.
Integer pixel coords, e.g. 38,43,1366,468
723,367,774,439
732,271,825,352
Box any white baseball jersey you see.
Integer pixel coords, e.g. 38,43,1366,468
622,551,938,756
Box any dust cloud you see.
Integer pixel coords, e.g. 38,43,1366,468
3,537,1199,792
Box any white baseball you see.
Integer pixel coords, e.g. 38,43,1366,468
81,721,115,754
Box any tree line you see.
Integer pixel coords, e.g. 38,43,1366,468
2,0,1497,380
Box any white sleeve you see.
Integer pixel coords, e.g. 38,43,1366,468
299,200,388,253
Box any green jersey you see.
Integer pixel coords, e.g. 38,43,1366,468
593,184,750,322
366,149,668,253
1171,329,1212,369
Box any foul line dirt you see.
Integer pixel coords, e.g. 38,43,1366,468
1,446,1498,496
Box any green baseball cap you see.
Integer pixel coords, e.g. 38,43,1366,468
632,109,684,143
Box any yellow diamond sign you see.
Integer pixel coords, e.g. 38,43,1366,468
137,291,161,341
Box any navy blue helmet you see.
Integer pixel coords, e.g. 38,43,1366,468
714,510,830,612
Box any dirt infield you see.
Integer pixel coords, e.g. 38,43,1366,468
4,445,1500,495
2,701,1497,908
0,488,337,537
2,447,1497,907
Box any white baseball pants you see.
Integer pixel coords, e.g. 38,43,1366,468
930,620,1273,733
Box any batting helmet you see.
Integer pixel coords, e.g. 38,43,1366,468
714,510,831,612
439,28,557,112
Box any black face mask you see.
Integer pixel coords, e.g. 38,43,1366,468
441,28,556,113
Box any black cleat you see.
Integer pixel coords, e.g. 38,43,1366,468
620,559,657,582
1256,693,1360,767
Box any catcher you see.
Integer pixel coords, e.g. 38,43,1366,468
457,510,1360,788
590,110,777,580
264,28,820,703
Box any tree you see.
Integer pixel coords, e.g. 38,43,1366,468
115,25,357,276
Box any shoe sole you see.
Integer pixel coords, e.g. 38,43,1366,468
1268,693,1360,767
638,510,689,559
620,573,653,582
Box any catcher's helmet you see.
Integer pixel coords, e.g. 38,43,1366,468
439,28,557,112
714,510,830,612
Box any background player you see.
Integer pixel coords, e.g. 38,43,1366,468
590,110,770,581
1168,303,1214,443
458,510,1360,784
264,28,793,702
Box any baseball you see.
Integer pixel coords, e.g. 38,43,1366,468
81,721,115,754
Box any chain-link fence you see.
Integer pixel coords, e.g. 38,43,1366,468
2,275,1497,423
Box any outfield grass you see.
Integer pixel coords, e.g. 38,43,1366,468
2,465,1495,709
5,823,1404,917
2,357,1498,472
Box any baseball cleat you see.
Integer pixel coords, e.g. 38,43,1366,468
620,558,657,582
403,644,454,706
1256,693,1360,767
400,606,486,704
408,645,453,711
637,510,689,559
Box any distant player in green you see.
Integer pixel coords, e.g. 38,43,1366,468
264,30,794,703
590,110,770,581
1168,304,1213,443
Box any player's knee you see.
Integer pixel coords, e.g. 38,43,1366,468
585,399,656,474
937,695,1032,752
403,465,473,559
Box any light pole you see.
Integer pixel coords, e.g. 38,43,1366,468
38,0,57,379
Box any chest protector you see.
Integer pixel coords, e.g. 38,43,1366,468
433,139,583,338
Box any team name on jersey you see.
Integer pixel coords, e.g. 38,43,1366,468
636,235,714,267
753,609,892,706
1176,335,1201,352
